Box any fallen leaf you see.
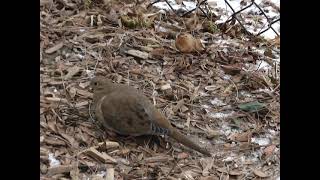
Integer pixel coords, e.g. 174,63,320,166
125,49,149,59
45,42,64,54
238,101,265,112
253,169,269,178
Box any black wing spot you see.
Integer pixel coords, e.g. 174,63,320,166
151,123,169,135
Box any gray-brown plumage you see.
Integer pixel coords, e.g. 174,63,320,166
91,76,211,156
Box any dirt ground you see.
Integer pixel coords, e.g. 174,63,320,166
40,0,280,179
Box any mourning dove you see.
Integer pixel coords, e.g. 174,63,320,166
91,76,211,156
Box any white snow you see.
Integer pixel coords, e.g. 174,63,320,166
48,153,61,167
152,0,280,39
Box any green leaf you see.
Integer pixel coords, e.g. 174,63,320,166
238,101,265,112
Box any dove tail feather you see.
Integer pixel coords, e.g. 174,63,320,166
169,129,211,156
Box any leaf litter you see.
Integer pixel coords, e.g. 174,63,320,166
40,0,280,179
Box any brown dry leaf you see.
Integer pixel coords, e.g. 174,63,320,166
64,66,81,80
60,132,79,148
172,99,185,113
47,119,58,133
253,169,269,178
220,64,242,75
263,144,276,157
228,131,252,142
45,42,64,54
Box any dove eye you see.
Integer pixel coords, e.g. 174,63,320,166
94,82,98,86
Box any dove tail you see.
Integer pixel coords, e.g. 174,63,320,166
169,129,211,156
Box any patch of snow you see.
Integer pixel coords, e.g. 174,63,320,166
210,97,226,106
152,0,196,11
208,0,280,39
223,156,235,162
240,91,252,97
222,74,231,80
96,171,106,177
251,137,270,146
76,54,84,59
209,111,235,119
243,60,272,72
48,153,60,167
220,121,240,136
86,70,95,79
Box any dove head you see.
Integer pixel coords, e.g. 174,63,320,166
90,76,114,92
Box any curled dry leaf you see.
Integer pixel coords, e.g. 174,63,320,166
175,33,204,53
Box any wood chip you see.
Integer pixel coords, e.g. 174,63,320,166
228,131,252,142
253,169,269,178
84,147,117,163
125,49,149,59
43,137,66,146
105,141,120,149
144,155,173,163
45,42,64,54
160,83,171,91
75,89,93,98
75,101,89,108
263,144,276,157
177,152,189,159
79,81,91,89
64,66,81,80
47,165,74,176
106,168,115,180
